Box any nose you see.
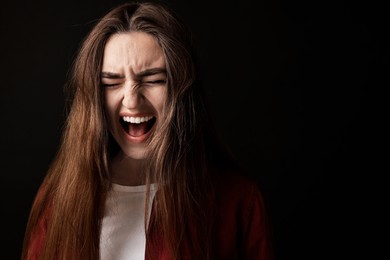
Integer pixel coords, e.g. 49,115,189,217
122,82,142,109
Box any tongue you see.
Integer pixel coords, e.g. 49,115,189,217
128,122,148,137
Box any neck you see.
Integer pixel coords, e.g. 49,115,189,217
110,152,146,186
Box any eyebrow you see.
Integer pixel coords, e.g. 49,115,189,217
136,68,167,78
101,68,167,79
101,72,125,79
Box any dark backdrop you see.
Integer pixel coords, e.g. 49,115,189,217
0,0,387,259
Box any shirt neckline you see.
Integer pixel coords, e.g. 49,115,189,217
111,183,158,193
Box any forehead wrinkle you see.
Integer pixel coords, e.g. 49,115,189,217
131,57,166,78
102,32,165,78
125,47,165,77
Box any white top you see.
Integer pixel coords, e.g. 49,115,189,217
100,183,157,260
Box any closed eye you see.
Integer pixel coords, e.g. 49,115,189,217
146,80,166,84
101,83,120,88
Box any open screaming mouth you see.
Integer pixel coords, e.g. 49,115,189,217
120,116,156,137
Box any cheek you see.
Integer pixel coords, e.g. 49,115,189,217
146,88,168,114
104,92,118,125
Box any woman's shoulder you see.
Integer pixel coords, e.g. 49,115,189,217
210,168,269,221
209,169,275,259
213,169,264,201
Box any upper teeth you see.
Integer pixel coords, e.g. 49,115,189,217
122,116,153,124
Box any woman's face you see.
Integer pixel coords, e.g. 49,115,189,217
102,32,167,160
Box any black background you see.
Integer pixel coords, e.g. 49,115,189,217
0,0,387,259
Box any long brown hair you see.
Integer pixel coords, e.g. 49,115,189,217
22,1,236,259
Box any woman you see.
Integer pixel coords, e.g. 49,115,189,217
22,1,274,259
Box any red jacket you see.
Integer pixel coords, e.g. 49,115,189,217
26,171,274,259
